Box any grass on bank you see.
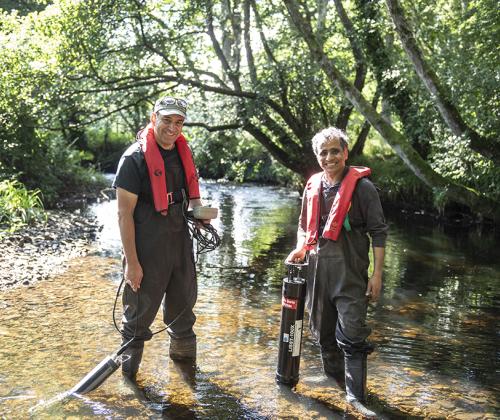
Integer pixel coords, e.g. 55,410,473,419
0,167,108,234
0,179,46,233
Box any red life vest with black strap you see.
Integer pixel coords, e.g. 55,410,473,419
138,123,200,215
304,166,371,249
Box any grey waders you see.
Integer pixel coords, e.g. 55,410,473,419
309,238,378,418
321,345,345,387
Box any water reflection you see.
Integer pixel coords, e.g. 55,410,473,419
1,183,498,419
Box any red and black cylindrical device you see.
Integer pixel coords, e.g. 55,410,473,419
276,262,307,387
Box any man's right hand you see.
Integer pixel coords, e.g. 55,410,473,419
286,247,307,263
125,261,143,292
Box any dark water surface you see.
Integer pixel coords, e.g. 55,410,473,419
1,182,498,419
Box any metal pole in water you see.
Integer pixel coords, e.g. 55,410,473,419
276,262,307,387
70,339,132,395
70,354,121,395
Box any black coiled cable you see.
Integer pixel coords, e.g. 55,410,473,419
184,210,221,259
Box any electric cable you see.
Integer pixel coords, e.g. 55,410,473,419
183,210,221,259
112,275,194,339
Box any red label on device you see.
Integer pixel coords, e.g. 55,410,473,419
283,297,298,310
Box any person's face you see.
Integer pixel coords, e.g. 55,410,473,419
151,112,185,149
316,137,348,180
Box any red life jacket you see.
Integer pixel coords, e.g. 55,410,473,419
138,123,200,215
304,166,371,249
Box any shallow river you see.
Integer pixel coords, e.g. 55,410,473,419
1,183,499,419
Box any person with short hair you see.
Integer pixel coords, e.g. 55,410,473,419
287,127,388,417
113,96,209,379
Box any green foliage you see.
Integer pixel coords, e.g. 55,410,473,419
0,0,498,220
0,0,49,15
190,130,301,186
27,134,109,206
0,7,109,209
351,144,432,208
0,179,46,232
429,131,500,203
403,0,500,137
86,126,131,172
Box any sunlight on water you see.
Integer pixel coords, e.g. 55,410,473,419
1,183,498,419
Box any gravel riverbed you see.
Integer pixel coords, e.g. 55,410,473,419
0,209,103,291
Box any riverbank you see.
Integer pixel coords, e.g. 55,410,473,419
1,179,496,293
0,208,102,291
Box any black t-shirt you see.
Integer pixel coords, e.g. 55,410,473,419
113,141,187,204
319,178,341,233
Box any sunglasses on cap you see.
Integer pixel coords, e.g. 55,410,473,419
157,97,188,109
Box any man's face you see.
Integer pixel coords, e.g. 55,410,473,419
316,137,348,179
151,112,185,149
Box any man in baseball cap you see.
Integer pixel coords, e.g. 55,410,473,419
113,94,207,380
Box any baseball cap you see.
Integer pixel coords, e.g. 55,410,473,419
154,96,188,119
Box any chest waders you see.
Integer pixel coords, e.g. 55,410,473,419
312,237,377,418
276,262,308,387
67,208,220,395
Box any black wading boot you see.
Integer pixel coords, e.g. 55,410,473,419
321,345,345,387
345,354,377,418
169,336,197,361
122,344,144,380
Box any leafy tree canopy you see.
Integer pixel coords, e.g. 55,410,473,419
0,0,498,220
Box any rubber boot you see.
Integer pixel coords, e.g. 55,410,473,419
169,336,196,361
122,344,144,380
345,354,376,418
321,346,345,387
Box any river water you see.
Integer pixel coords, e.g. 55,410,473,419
0,182,498,419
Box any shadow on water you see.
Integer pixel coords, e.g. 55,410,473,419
1,182,499,418
121,360,270,419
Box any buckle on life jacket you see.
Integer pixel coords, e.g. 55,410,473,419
166,189,187,205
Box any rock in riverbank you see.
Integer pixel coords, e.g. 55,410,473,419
0,209,102,291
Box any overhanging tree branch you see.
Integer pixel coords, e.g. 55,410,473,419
386,0,500,164
134,8,182,78
186,122,243,131
206,4,241,90
333,0,367,129
351,86,381,157
251,0,291,110
243,122,314,175
243,0,258,85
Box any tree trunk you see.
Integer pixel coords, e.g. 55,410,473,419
283,0,500,221
354,0,432,159
351,88,380,157
386,0,500,164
